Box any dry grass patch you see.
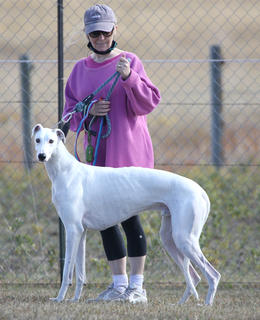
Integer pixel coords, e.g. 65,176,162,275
1,283,259,320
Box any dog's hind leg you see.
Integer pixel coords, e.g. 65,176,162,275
200,248,221,305
160,214,201,304
179,256,201,304
171,200,221,305
181,241,221,305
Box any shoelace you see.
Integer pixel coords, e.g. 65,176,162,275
121,287,137,298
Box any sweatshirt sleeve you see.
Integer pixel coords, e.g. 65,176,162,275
63,76,83,132
120,54,161,115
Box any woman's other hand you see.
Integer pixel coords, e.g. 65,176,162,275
116,54,131,80
89,99,111,116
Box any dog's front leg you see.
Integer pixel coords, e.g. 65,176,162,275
69,229,87,302
50,225,83,302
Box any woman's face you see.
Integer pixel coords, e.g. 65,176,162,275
88,26,117,52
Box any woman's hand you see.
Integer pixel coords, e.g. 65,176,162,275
89,100,110,116
116,54,131,80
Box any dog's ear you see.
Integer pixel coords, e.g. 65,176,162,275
32,124,43,137
56,129,66,143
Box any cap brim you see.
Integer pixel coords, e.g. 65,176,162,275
85,22,114,34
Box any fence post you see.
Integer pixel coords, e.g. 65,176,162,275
57,0,66,284
210,45,224,168
20,54,33,171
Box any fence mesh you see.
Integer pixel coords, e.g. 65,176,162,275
0,0,259,284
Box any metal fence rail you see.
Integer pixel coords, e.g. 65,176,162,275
0,0,259,283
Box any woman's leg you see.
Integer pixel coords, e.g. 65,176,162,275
100,225,126,261
121,216,147,291
99,226,128,297
87,225,128,302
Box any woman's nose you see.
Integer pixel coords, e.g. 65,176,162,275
98,33,105,40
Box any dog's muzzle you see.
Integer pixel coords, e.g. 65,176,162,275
38,153,47,162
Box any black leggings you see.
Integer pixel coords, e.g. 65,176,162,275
100,215,147,261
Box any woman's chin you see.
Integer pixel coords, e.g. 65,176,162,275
95,45,109,52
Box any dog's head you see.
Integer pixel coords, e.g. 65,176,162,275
32,124,66,162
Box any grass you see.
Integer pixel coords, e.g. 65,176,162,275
0,283,259,320
0,165,259,283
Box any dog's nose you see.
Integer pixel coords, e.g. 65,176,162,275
38,153,46,162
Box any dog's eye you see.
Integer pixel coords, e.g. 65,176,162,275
49,139,54,144
36,138,40,143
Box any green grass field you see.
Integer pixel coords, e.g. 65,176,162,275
1,283,259,320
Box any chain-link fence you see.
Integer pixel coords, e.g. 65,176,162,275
1,0,259,284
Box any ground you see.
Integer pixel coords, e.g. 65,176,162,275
0,282,259,320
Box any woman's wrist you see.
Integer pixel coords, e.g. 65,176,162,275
121,70,131,81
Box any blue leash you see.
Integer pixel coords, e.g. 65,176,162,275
92,71,121,165
73,70,121,163
74,99,97,161
93,116,104,165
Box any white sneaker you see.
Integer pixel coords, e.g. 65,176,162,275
86,283,114,302
103,287,126,301
117,287,148,304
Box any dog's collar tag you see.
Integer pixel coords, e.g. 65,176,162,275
86,132,94,163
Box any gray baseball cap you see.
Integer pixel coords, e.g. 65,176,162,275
84,4,117,34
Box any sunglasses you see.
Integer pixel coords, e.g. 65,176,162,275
88,28,114,38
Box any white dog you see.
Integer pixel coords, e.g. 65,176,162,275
32,124,221,305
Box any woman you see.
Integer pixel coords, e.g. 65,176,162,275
63,4,160,303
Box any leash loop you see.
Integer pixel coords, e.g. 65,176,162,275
74,99,97,162
87,71,120,139
72,70,121,163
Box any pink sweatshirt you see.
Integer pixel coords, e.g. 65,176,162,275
63,52,161,168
